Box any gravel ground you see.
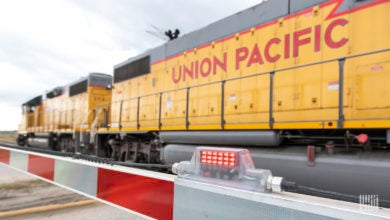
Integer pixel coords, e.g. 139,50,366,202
0,164,146,220
0,165,86,212
0,179,87,212
3,203,146,220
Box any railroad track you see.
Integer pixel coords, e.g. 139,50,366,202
0,140,17,147
0,141,172,171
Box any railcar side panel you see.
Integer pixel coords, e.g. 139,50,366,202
108,0,389,132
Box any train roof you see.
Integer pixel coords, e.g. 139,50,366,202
68,73,112,97
22,73,112,104
46,87,64,99
114,0,336,69
23,95,42,107
68,72,112,88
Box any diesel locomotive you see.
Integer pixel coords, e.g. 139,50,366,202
17,0,390,198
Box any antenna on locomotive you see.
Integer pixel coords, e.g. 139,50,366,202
146,25,169,41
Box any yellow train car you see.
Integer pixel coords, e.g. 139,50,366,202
94,0,389,162
17,73,112,152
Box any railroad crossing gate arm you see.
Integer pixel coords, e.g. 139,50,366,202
0,146,174,220
1,146,389,220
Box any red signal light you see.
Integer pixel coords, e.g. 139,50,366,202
200,150,238,167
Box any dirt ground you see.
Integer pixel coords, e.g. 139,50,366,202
0,164,85,212
0,165,143,219
3,202,145,220
0,178,86,212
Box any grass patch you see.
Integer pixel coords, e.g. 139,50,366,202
0,179,49,190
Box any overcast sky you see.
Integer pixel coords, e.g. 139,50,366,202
0,0,261,131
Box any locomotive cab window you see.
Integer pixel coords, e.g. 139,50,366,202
22,105,35,113
114,56,150,83
27,105,35,113
23,95,42,113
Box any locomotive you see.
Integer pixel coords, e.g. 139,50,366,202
17,0,390,198
17,73,112,152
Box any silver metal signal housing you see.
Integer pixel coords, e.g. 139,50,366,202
172,146,284,193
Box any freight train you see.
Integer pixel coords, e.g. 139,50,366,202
17,0,390,199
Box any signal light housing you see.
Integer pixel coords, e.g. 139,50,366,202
200,150,238,167
172,147,284,193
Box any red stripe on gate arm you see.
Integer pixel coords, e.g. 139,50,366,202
28,155,55,181
97,168,174,220
0,149,10,164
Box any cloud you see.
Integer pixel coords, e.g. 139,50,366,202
71,0,261,49
0,102,21,131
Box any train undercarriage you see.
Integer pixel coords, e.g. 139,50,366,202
17,129,390,163
96,129,390,163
